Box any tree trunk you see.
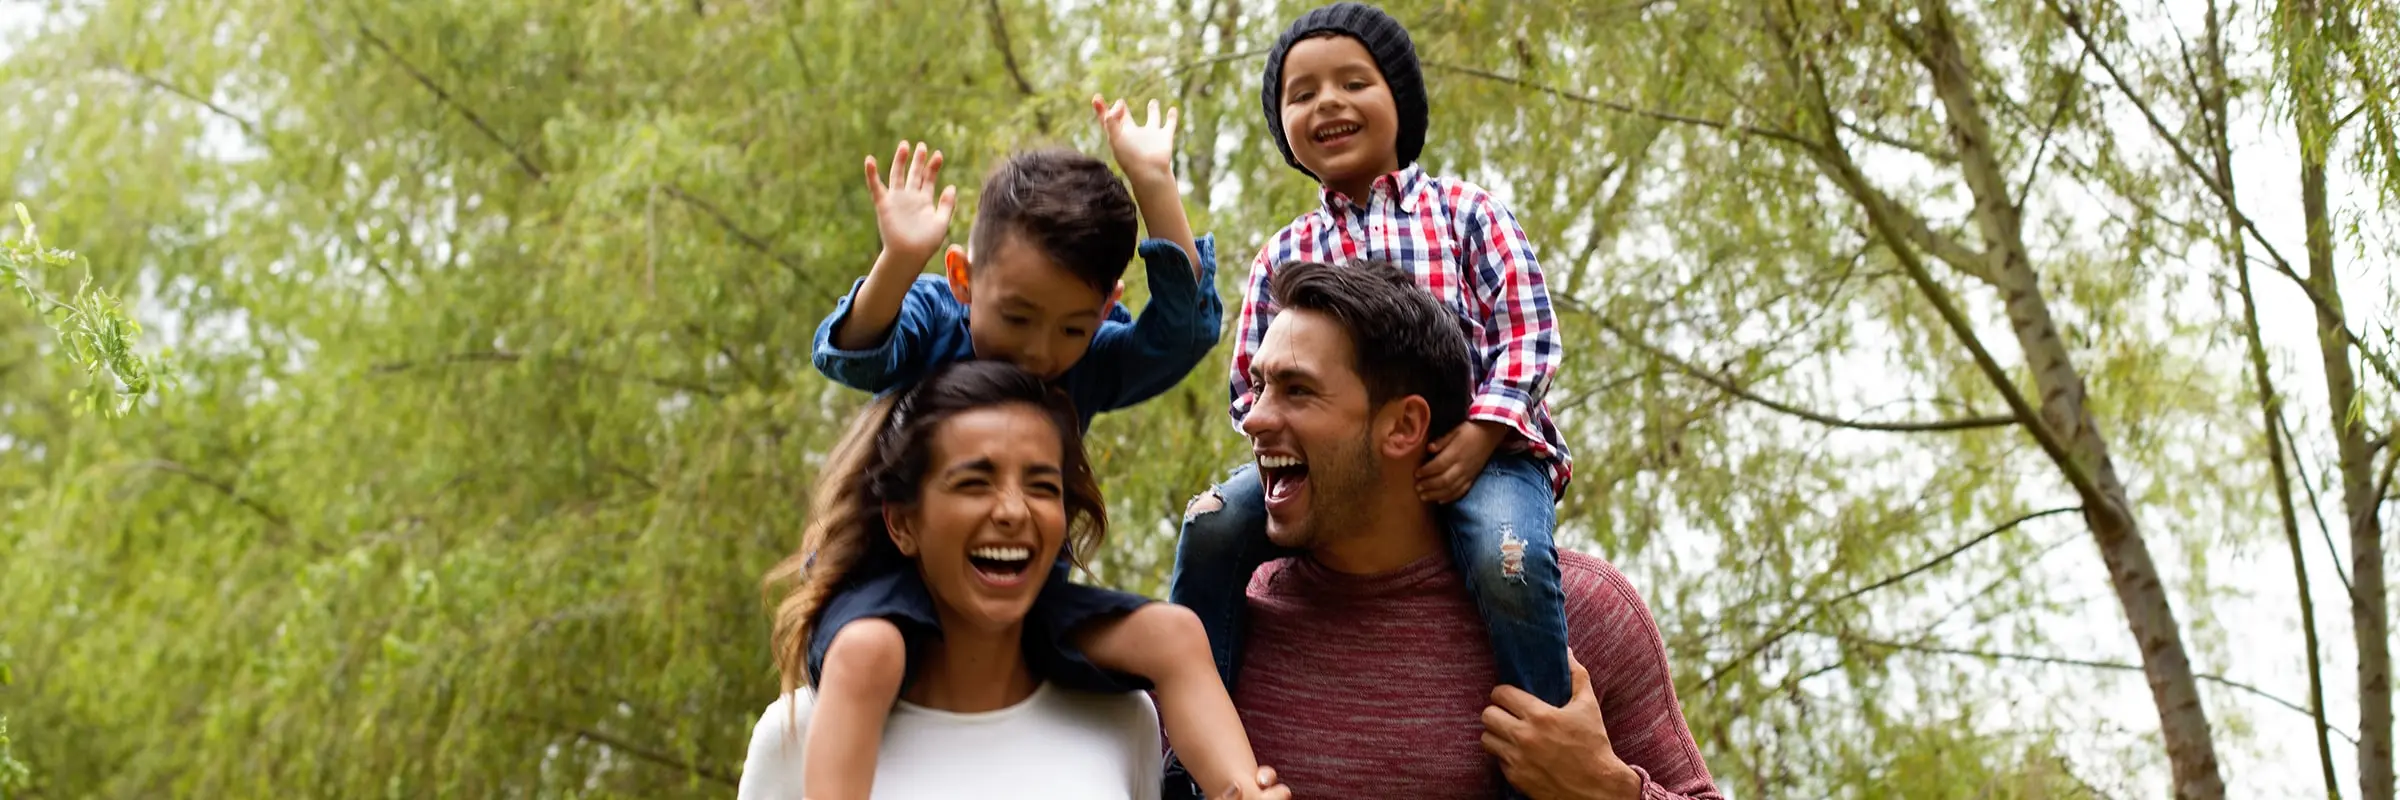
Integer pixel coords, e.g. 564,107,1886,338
2298,54,2395,800
2284,0,2395,792
1912,3,2226,796
2207,2,2343,793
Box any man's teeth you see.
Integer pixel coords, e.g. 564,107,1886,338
1259,455,1305,469
969,546,1032,562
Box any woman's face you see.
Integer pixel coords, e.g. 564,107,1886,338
886,403,1070,635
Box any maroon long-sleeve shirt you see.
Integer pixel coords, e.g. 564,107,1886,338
1232,549,1723,799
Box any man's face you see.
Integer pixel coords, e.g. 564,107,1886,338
1240,308,1386,550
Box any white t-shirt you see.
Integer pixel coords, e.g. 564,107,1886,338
737,681,1163,800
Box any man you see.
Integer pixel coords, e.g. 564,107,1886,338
1180,259,1722,799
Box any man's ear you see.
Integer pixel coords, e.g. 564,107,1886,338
884,503,920,557
1376,395,1434,460
944,245,972,303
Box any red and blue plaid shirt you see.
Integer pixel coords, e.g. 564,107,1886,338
1230,165,1572,495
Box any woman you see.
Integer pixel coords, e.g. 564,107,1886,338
739,361,1163,799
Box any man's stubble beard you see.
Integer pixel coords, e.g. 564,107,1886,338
1274,428,1382,553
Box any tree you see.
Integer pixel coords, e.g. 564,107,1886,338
2,0,2392,796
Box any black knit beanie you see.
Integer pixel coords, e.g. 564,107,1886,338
1261,2,1427,181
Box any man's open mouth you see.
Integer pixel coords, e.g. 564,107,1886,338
1260,454,1309,502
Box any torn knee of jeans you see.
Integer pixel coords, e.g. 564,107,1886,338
1497,527,1528,584
1183,489,1224,521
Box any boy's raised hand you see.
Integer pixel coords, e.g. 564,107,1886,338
1092,95,1178,181
864,141,956,263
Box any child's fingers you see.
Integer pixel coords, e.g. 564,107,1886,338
925,149,944,184
908,142,932,189
863,156,884,199
1165,105,1179,132
887,141,908,189
1145,98,1160,127
1092,93,1106,116
937,185,957,216
1419,479,1459,503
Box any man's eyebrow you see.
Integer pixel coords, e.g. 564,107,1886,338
1252,364,1316,384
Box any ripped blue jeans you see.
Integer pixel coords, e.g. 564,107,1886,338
1165,452,1569,706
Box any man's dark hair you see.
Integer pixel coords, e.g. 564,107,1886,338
970,149,1139,294
1267,260,1474,438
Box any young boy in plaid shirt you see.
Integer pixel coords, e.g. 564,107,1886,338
1168,5,1574,796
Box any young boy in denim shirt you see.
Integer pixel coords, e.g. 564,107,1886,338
801,98,1282,800
1168,6,1575,797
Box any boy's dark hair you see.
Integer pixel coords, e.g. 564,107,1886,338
970,149,1139,294
1267,260,1472,439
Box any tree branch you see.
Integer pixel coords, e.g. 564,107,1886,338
1164,48,1269,83
1699,506,2083,690
983,0,1037,98
2013,50,2088,212
1419,61,1820,149
506,713,737,786
662,184,807,282
102,63,261,139
122,459,300,542
353,19,546,180
2231,208,2347,799
1590,315,2017,432
371,350,726,398
1426,56,2001,286
1836,116,1958,163
1843,177,1997,285
2045,0,2400,398
1852,636,2362,746
2282,410,2357,594
2367,431,2400,542
1772,14,2094,508
1842,506,2087,604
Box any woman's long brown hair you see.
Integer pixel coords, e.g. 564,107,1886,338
763,361,1107,697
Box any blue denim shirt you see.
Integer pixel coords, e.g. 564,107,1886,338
812,235,1222,430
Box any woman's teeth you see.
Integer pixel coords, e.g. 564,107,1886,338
969,546,1031,562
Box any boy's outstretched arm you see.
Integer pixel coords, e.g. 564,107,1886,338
1076,604,1289,800
800,619,910,800
828,141,957,351
1094,95,1200,278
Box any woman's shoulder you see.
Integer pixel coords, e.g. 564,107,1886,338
747,689,815,743
737,690,815,800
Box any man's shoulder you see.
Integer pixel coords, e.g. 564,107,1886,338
1558,550,1647,615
